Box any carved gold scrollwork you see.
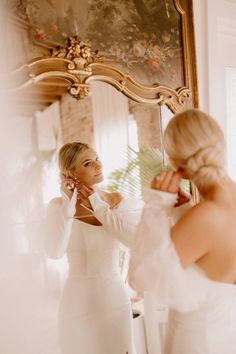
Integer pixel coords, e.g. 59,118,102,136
69,83,90,100
156,87,192,113
51,36,102,70
50,36,103,99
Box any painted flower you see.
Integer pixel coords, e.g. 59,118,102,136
162,30,171,43
133,41,146,57
152,45,162,57
147,58,161,72
167,48,175,58
109,45,121,57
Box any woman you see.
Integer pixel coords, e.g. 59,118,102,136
129,109,236,354
45,142,143,354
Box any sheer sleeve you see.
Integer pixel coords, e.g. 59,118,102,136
44,189,77,259
128,187,208,312
89,192,144,248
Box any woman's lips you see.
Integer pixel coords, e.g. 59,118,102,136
95,172,103,176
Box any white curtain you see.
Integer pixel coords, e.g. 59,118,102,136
0,41,63,353
35,101,62,203
90,81,129,179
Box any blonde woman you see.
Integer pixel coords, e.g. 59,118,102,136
129,109,236,354
45,142,143,354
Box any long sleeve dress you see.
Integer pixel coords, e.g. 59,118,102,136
129,188,236,354
45,189,144,354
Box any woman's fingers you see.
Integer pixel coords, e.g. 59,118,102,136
167,171,182,193
151,170,182,193
76,183,94,200
151,170,168,189
159,171,175,191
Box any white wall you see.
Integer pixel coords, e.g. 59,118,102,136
192,0,209,112
193,0,236,132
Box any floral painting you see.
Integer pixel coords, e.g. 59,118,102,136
11,0,184,88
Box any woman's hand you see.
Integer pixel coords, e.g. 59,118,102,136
76,182,94,208
151,170,190,207
151,170,182,193
61,176,78,199
61,174,94,207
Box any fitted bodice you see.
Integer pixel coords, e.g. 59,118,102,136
66,219,120,277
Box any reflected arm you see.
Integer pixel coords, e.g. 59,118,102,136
89,192,144,248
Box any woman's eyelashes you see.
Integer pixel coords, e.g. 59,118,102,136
83,157,100,167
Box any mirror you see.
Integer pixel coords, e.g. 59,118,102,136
1,1,197,354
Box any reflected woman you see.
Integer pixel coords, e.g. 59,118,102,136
45,142,143,354
129,109,236,354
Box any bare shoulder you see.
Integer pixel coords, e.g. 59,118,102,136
171,201,224,266
173,200,225,244
184,200,225,224
98,190,123,208
176,200,224,232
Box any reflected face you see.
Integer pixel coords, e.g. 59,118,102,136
72,148,103,186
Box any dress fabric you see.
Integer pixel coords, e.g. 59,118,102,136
45,189,143,354
129,188,236,354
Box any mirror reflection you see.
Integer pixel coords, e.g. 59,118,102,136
5,78,165,354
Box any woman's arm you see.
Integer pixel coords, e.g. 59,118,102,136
128,186,209,311
151,170,212,267
44,189,77,259
88,192,144,248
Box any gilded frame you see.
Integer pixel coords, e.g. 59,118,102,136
7,0,197,114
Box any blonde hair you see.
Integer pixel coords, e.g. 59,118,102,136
58,142,89,177
164,109,225,190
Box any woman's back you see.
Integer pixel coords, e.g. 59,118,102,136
194,178,236,283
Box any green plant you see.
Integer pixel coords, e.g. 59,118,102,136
105,146,189,198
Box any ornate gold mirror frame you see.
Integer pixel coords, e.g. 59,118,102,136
7,0,197,114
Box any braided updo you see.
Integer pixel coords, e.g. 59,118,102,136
164,109,225,190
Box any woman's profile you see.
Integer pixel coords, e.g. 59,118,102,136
129,109,236,354
45,142,143,354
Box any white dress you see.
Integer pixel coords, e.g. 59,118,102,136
129,188,236,354
45,189,143,354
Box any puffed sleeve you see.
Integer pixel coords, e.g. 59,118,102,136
44,189,77,259
128,187,208,312
88,192,144,248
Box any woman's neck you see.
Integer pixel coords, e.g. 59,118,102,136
198,176,231,201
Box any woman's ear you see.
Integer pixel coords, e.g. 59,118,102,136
66,170,75,179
